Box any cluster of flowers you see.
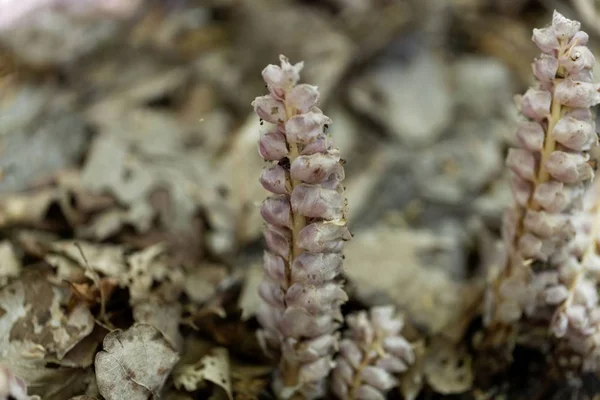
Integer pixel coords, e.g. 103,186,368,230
485,11,600,370
252,56,414,399
332,306,415,400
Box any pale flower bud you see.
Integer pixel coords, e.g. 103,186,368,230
261,196,292,228
532,26,560,53
566,304,588,329
260,164,291,195
523,210,568,238
262,55,303,97
544,285,570,304
552,116,596,151
508,172,532,207
516,121,545,151
552,10,581,41
280,308,339,338
376,356,409,373
264,224,291,259
532,55,559,82
298,222,352,253
288,84,320,113
258,129,288,160
263,252,286,283
291,184,345,220
360,366,397,391
298,357,335,383
560,46,595,74
259,280,286,308
290,152,343,184
554,79,600,108
285,282,348,315
291,252,344,284
301,133,333,155
383,336,415,363
285,110,332,144
545,151,593,183
356,385,386,400
551,311,569,337
293,335,337,362
506,148,536,181
533,181,572,212
252,95,286,124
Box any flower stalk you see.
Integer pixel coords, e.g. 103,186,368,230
252,55,350,399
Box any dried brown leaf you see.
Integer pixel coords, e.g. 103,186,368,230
0,274,95,361
344,227,484,336
0,240,21,287
95,324,180,400
77,202,155,240
46,240,127,280
424,338,473,394
133,301,183,352
81,134,155,206
0,189,57,228
174,347,232,400
183,264,228,305
0,274,95,398
238,263,262,321
125,243,184,303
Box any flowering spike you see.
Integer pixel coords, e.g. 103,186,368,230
484,10,600,366
252,55,350,399
331,306,414,399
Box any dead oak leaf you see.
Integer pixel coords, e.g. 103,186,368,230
132,301,183,352
95,324,180,400
174,347,232,400
0,273,95,361
0,274,95,398
0,240,21,288
125,243,184,303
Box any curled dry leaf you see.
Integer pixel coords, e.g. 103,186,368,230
0,274,95,360
237,263,262,320
0,273,95,397
125,243,185,303
174,347,233,400
0,240,21,288
133,301,183,352
95,324,180,400
46,240,128,281
0,189,57,228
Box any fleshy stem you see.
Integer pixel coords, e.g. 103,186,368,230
492,42,569,327
349,338,385,399
508,41,566,274
281,94,307,392
284,98,307,263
